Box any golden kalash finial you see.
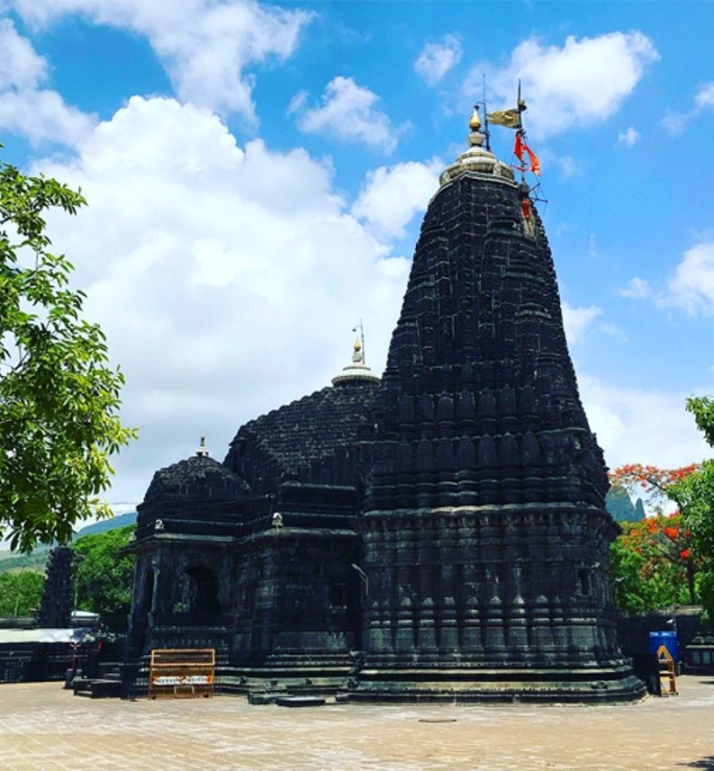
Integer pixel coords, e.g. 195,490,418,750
352,336,363,363
469,105,482,132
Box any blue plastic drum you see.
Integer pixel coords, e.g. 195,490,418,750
649,630,679,662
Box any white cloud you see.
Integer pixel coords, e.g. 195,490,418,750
466,31,659,137
287,89,308,115
666,242,714,315
695,82,714,109
580,373,712,470
562,301,601,345
415,34,462,86
0,17,46,90
617,126,640,147
8,0,313,122
558,155,578,180
34,96,410,506
352,159,441,239
662,110,688,136
621,276,654,299
0,18,95,145
293,76,401,152
623,243,714,315
662,81,714,135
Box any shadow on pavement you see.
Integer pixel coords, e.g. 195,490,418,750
680,757,714,770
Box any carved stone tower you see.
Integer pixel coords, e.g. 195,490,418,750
350,118,644,702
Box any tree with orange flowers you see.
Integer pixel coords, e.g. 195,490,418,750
609,396,714,621
611,513,698,610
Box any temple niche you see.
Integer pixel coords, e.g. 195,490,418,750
125,113,645,702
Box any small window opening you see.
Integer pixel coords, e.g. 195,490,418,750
578,569,591,596
330,583,347,609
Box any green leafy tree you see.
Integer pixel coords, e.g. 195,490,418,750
668,396,714,622
0,152,137,552
0,570,45,616
610,514,698,613
71,525,135,631
610,395,714,621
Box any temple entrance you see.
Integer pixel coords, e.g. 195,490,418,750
143,567,155,613
186,566,222,615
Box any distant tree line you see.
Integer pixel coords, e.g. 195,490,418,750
0,525,135,630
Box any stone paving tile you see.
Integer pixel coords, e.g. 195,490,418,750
1,678,714,769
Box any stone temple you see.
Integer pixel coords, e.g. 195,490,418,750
126,113,645,702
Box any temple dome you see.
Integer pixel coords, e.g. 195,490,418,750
332,337,380,386
143,442,251,503
439,113,515,188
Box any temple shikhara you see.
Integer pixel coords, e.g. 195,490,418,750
125,106,646,702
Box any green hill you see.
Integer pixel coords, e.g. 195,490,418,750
0,512,137,574
74,512,137,539
606,487,644,523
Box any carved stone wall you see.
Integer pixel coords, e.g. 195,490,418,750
353,170,644,702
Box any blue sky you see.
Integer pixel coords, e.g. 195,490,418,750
1,0,713,515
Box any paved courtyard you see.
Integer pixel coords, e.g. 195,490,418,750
1,677,713,770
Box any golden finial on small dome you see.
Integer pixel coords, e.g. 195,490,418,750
469,105,482,132
352,336,363,364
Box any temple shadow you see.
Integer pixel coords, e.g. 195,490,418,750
679,758,714,769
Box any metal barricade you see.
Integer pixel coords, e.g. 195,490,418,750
148,648,215,699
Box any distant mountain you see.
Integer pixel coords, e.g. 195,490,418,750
0,550,48,574
0,513,138,573
74,512,137,539
606,487,643,523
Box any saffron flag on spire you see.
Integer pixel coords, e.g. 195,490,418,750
513,133,540,176
514,132,524,162
524,143,541,176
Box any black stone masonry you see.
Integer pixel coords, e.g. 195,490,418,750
351,150,644,702
125,125,645,703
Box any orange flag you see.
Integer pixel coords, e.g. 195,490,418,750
514,133,540,175
514,133,524,163
523,143,540,176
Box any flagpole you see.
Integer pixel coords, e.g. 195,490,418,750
483,73,490,152
517,79,526,184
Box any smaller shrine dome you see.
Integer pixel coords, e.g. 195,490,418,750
332,336,380,386
143,437,251,503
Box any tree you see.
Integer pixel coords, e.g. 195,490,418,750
609,463,700,508
0,153,137,552
71,525,135,631
610,465,701,610
610,531,673,615
609,405,714,620
611,513,699,609
667,396,714,622
0,571,45,616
